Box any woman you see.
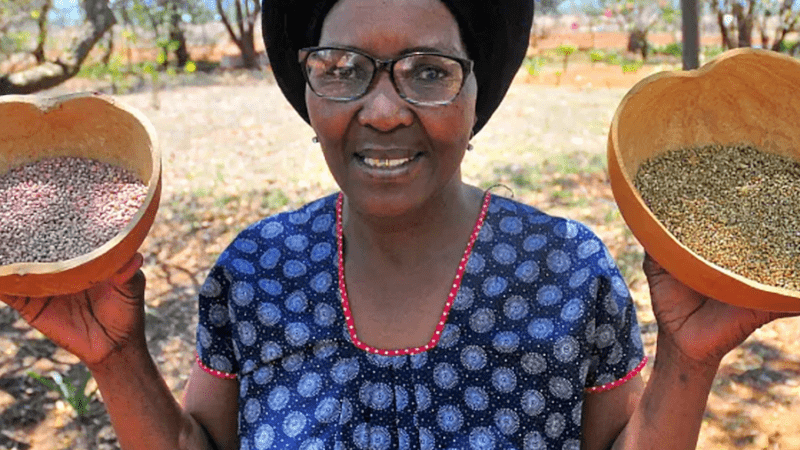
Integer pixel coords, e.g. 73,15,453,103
1,0,793,449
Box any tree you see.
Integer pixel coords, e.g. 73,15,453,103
762,0,800,52
117,0,189,69
216,0,261,69
712,0,756,49
710,0,800,52
1,0,45,60
112,0,215,71
0,0,116,95
536,0,566,14
32,0,53,63
587,0,667,60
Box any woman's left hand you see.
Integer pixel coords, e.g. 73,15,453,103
643,252,797,368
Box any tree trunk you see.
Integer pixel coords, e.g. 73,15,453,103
758,20,769,48
717,12,736,49
101,27,114,65
771,27,788,51
239,28,258,69
733,2,753,48
771,9,799,52
33,0,53,63
0,0,116,95
168,2,189,68
737,19,752,48
216,0,262,69
627,29,649,60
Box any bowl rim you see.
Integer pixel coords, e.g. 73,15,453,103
0,92,161,277
608,48,800,310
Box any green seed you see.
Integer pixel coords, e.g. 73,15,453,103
634,144,800,292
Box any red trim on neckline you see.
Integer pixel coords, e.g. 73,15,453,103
336,191,491,356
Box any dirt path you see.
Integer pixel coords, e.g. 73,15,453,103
1,65,799,449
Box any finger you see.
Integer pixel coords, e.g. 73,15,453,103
0,293,28,311
1,294,50,324
111,252,144,286
642,252,664,275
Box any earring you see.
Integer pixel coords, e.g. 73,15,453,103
312,136,319,144
467,143,474,151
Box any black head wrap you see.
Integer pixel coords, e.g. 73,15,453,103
262,0,534,135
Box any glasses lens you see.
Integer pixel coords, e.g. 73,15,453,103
394,55,464,104
304,49,373,99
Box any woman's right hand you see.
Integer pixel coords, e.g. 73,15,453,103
0,253,147,368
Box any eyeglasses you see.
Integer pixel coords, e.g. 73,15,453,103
299,46,474,105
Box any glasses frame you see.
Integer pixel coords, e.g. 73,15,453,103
299,46,474,106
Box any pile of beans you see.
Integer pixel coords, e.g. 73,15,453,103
0,156,148,265
635,144,800,292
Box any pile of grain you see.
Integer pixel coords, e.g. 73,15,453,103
0,156,148,265
635,144,800,292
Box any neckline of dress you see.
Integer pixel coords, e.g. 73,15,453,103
335,191,492,356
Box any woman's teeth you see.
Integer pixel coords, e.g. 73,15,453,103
363,157,412,168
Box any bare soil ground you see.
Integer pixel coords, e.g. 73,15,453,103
1,34,799,449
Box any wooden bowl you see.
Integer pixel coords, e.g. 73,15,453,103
0,92,161,297
608,48,800,312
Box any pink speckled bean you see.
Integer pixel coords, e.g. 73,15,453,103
0,156,148,265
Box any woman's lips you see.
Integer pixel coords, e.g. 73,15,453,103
354,149,423,171
362,156,413,168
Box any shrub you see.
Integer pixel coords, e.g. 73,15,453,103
779,39,798,54
524,56,544,77
556,44,577,72
660,42,682,57
703,45,724,61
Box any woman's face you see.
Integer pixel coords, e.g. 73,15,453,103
306,0,478,218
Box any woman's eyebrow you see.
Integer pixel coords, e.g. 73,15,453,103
313,44,466,58
400,45,464,56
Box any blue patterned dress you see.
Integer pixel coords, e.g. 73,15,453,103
196,192,646,450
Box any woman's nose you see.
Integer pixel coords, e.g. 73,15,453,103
356,72,414,132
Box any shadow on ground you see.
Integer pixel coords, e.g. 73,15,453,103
704,337,800,447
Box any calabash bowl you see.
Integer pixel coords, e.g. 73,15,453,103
608,48,800,312
0,92,161,297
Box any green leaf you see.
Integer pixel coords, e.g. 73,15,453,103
556,44,577,56
27,371,57,392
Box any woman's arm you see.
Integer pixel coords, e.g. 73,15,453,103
581,346,717,450
581,375,643,450
88,349,238,450
608,338,718,449
1,255,237,450
182,364,240,450
583,254,795,450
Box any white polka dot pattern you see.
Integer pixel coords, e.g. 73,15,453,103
196,193,646,449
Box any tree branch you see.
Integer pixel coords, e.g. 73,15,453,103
216,0,240,44
33,0,53,63
235,1,245,41
1,0,116,95
247,0,260,30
